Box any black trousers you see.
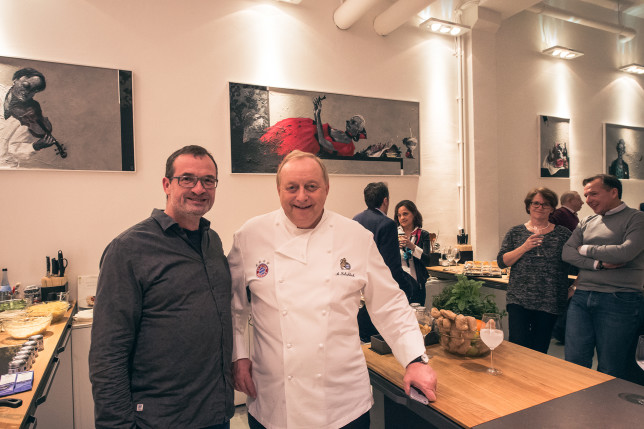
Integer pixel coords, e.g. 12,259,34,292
248,411,370,429
507,303,558,354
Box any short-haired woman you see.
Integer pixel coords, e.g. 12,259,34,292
496,187,572,353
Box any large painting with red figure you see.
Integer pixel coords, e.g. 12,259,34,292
229,83,420,175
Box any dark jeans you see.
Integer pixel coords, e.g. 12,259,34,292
507,303,558,354
565,290,644,379
248,411,370,429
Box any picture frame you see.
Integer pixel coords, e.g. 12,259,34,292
229,82,420,175
603,122,644,180
538,115,570,178
0,56,134,171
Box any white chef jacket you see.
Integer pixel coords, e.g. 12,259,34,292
229,209,425,429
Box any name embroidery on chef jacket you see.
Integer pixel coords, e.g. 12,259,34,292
256,260,269,278
336,257,355,277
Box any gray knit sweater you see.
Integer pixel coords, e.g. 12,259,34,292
497,225,572,315
562,204,644,293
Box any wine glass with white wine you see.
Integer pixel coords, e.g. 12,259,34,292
636,335,644,405
480,313,504,375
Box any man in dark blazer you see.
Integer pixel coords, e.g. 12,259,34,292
353,182,415,342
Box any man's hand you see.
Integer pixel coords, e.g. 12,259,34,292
403,362,437,402
233,358,257,398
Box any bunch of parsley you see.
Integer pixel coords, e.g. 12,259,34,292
431,275,505,320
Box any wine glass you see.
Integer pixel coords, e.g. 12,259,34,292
480,313,503,375
440,247,451,268
450,247,461,267
415,307,433,358
528,224,547,257
444,247,456,272
636,335,644,404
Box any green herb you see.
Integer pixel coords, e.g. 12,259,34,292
431,275,505,320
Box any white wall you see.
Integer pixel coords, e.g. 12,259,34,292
495,9,644,244
0,0,461,297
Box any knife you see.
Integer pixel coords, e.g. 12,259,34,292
46,256,51,277
58,250,67,277
51,258,59,276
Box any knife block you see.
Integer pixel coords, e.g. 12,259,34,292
41,276,68,301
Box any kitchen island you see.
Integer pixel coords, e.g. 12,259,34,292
0,303,75,428
364,341,644,428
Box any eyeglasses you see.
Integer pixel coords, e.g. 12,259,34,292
530,201,551,209
170,175,218,189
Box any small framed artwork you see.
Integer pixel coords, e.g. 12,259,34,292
229,82,420,175
604,123,644,180
0,56,134,171
538,115,570,178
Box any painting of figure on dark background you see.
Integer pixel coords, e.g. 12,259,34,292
539,115,570,178
229,82,420,175
605,123,644,180
0,67,67,168
0,56,134,171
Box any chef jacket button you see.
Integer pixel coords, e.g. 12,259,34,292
327,249,331,254
316,373,322,378
282,310,288,316
287,375,293,381
287,343,292,349
322,310,327,316
279,278,284,283
318,343,324,349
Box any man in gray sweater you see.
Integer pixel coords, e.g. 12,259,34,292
562,174,644,378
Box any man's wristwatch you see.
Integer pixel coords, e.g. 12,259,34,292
597,260,605,270
408,353,429,366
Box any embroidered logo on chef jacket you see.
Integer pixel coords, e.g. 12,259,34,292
136,404,143,411
336,257,355,277
256,260,269,278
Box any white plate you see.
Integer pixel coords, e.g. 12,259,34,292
74,309,94,322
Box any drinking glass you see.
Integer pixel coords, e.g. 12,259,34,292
450,247,461,267
480,313,503,375
637,336,644,404
440,247,451,268
444,247,455,271
528,225,546,256
415,307,433,358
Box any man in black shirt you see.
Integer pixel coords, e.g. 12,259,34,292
89,145,234,429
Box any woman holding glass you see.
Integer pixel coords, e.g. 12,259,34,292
496,187,572,353
395,200,431,305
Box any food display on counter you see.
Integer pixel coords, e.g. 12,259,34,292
463,260,504,277
4,314,52,339
27,301,69,323
431,307,489,356
429,275,505,357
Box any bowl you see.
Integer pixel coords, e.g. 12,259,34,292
438,332,490,357
0,309,28,331
4,315,52,339
27,301,69,323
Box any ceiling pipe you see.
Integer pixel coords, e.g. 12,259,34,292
528,1,636,42
333,0,381,30
373,0,437,36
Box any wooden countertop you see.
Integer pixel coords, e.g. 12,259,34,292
427,265,577,290
0,303,75,428
363,341,613,428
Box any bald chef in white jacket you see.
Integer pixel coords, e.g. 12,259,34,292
229,150,437,429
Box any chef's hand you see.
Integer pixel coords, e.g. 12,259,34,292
403,362,437,402
233,358,257,398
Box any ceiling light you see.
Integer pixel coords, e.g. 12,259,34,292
619,64,644,75
542,45,584,60
420,18,470,37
